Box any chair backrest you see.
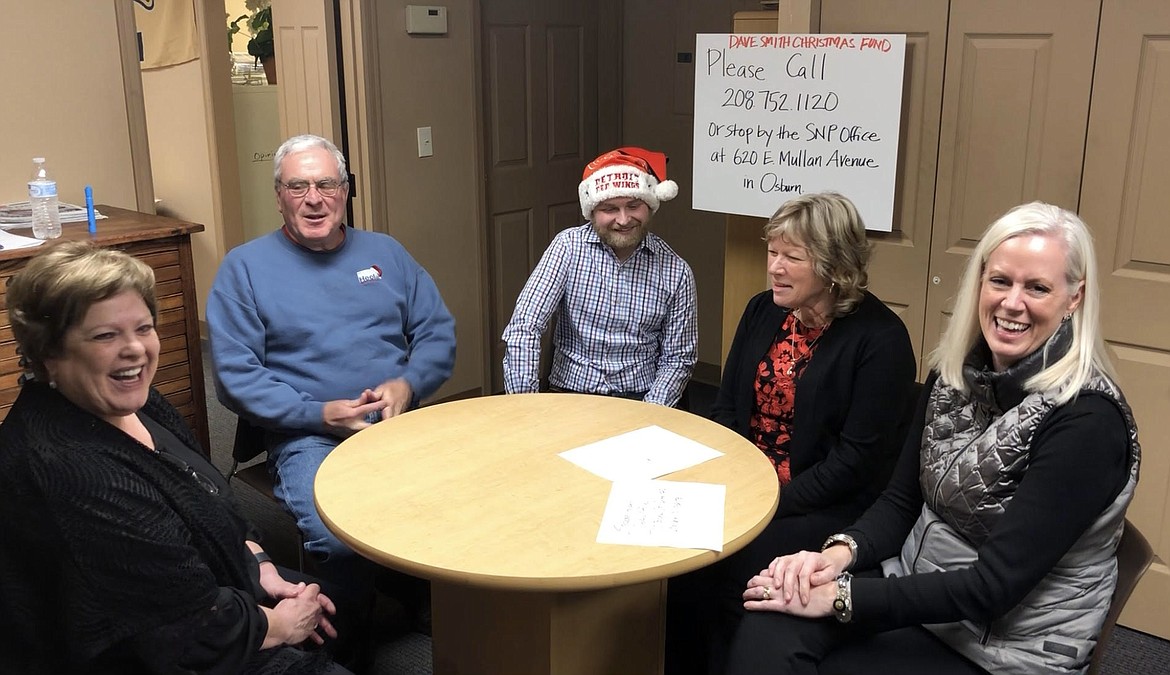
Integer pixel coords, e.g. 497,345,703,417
227,417,274,498
225,416,306,571
1087,518,1155,675
232,417,268,465
896,380,924,445
872,380,924,490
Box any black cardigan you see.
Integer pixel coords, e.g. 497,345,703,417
712,290,916,517
0,383,330,675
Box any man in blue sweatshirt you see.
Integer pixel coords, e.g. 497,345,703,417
207,134,456,587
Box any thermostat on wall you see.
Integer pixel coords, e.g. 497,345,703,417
406,5,448,35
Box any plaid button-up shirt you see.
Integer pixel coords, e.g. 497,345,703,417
502,224,698,406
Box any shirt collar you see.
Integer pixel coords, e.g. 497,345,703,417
962,319,1074,411
280,224,348,253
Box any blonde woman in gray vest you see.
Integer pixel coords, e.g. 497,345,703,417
725,202,1140,675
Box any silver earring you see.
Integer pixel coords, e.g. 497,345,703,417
1062,313,1072,323
49,380,57,389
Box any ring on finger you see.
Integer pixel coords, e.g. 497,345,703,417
762,586,771,600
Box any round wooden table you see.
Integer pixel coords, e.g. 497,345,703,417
315,393,778,675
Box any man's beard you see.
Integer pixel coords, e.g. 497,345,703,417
595,218,648,252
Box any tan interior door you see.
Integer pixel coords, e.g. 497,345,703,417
820,0,948,375
922,0,1100,351
271,0,343,143
1079,0,1170,640
483,0,601,392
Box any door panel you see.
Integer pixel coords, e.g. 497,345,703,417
923,0,1099,356
483,0,600,392
271,0,342,142
1079,0,1170,639
821,0,948,375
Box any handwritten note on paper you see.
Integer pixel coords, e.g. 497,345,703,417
558,425,724,482
692,33,906,230
0,229,46,250
597,480,726,551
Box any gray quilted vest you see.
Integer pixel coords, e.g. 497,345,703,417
882,329,1141,675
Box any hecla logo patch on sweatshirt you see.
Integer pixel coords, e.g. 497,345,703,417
356,264,382,285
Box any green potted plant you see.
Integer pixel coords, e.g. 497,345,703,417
230,1,276,84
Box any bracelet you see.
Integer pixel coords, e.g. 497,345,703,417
821,533,858,569
253,551,274,567
832,572,853,623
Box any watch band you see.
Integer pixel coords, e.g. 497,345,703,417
832,572,853,623
253,551,274,566
821,533,858,569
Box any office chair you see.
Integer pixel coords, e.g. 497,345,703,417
1087,518,1155,675
226,417,305,571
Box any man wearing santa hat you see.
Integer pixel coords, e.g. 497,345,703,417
502,146,698,407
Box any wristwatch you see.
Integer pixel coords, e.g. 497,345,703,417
821,533,858,569
832,572,853,623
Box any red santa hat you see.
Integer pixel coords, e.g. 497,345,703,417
578,146,679,219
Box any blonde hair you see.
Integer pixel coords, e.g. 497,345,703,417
8,242,157,382
763,192,872,316
929,202,1114,405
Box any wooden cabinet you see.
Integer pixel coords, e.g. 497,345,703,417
0,207,209,455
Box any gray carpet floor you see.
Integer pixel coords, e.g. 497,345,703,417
200,347,1169,675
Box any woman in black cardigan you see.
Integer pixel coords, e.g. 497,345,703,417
667,192,915,675
0,242,351,675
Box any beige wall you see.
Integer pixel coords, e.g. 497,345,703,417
141,60,225,326
0,3,139,209
623,0,762,380
370,0,485,400
138,0,242,328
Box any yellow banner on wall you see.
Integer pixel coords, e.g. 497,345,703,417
134,0,200,69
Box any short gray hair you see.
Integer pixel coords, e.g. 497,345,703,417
273,134,348,185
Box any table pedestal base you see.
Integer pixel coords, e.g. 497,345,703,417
431,579,667,675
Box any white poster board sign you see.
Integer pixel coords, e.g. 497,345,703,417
692,34,905,231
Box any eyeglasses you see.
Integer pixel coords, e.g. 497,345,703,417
157,450,221,496
278,178,347,198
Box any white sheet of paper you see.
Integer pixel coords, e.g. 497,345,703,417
558,425,723,481
597,480,726,551
0,229,46,250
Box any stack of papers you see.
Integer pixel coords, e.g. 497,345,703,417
0,229,46,251
559,425,727,551
0,201,107,230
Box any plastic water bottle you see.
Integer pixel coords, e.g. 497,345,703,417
28,157,62,240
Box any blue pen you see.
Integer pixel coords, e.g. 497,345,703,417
85,185,96,234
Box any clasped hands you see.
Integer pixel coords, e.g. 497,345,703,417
741,547,849,618
261,566,338,647
322,377,414,436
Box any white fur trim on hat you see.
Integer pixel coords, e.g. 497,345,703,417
579,167,678,219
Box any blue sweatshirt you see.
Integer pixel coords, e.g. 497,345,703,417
207,227,456,434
